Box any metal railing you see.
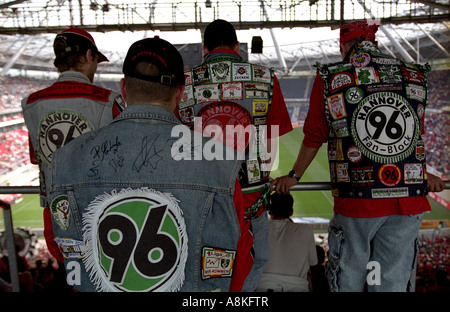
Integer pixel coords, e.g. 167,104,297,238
1,180,449,292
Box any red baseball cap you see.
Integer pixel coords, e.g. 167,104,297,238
54,27,108,63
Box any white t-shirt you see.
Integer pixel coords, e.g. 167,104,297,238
255,218,318,292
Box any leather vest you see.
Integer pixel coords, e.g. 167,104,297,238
317,41,429,199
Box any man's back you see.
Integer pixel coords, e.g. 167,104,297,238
49,104,243,292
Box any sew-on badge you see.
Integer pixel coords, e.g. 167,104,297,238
252,99,269,116
401,67,425,85
252,65,271,83
232,63,251,81
195,84,221,103
371,187,409,198
406,84,426,101
345,87,364,104
246,159,261,184
179,85,195,109
350,166,375,185
378,163,402,186
38,109,94,168
331,119,349,138
355,67,379,85
201,247,236,279
82,188,188,292
351,92,420,163
347,145,362,163
326,93,347,120
184,69,193,85
336,163,350,182
210,62,232,83
378,65,402,83
415,140,426,161
55,237,86,259
244,82,269,99
329,72,354,93
50,195,71,231
404,163,424,184
221,82,243,100
350,52,371,67
193,64,210,82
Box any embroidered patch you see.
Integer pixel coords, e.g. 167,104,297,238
401,67,425,85
184,70,193,85
252,99,269,116
179,85,195,109
405,84,426,101
415,140,426,161
221,82,243,100
201,247,236,279
82,188,187,292
331,119,349,138
50,195,70,231
247,159,261,184
252,65,271,83
232,63,251,81
378,65,403,83
336,163,350,182
404,163,424,184
195,84,221,103
210,62,232,83
355,67,379,85
351,92,420,163
193,64,210,82
55,238,86,259
367,84,402,92
347,145,362,163
329,73,354,93
350,52,371,67
327,93,347,120
351,166,375,186
244,82,269,99
378,163,401,187
345,87,364,104
178,106,195,124
197,101,252,153
37,109,94,167
371,187,409,198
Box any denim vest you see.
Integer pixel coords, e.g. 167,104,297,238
177,50,275,216
21,71,124,207
316,41,428,199
49,104,243,292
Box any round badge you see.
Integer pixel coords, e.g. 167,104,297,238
345,87,364,104
83,188,187,292
351,92,420,163
378,164,401,186
350,52,371,67
347,145,362,163
197,101,253,153
38,110,94,167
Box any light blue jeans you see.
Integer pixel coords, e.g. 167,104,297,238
325,212,424,292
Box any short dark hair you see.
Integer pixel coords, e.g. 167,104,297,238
203,19,238,51
268,193,294,219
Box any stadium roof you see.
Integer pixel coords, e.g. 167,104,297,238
0,0,449,79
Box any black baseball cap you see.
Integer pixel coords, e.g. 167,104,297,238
54,27,108,63
122,36,185,86
204,19,238,51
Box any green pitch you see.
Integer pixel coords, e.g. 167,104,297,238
1,127,449,230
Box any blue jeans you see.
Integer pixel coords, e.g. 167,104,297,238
325,212,424,292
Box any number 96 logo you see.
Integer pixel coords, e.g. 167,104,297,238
83,188,187,292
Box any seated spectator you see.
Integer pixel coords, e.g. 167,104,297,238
255,193,318,292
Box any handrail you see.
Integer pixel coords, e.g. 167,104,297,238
0,181,449,194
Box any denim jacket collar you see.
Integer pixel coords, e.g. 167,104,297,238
114,104,182,125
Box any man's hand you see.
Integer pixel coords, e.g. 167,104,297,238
428,173,446,192
271,175,298,194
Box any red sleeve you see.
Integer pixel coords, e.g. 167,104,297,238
302,74,328,148
265,75,293,138
43,207,64,263
229,179,254,292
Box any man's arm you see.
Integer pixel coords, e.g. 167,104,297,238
271,143,320,194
